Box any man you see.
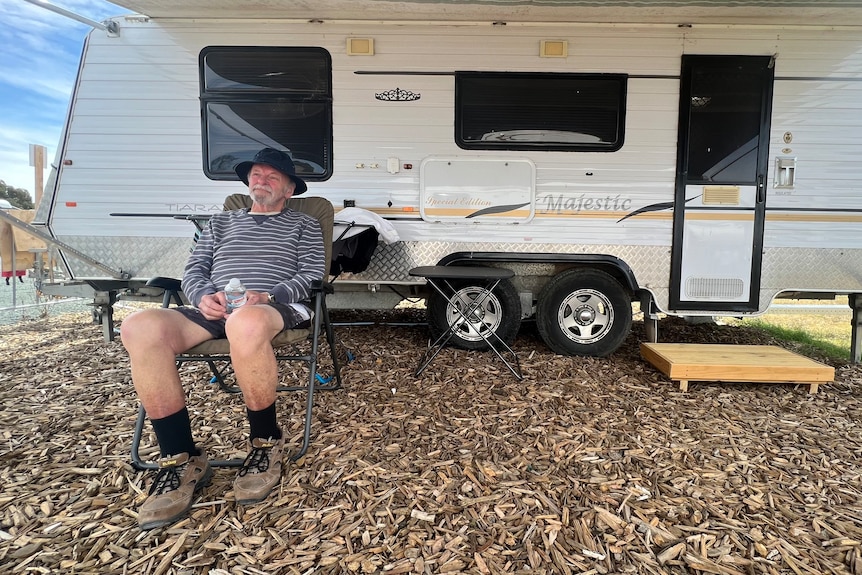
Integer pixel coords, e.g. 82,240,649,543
121,148,325,530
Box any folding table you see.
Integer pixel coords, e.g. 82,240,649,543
410,265,522,380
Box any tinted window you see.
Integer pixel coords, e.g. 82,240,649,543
456,72,627,151
686,61,768,183
200,47,332,180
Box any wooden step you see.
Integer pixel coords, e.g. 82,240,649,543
640,343,834,393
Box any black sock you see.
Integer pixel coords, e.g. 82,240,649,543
247,403,282,440
150,407,199,457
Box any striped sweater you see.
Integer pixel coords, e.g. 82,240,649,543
181,208,325,308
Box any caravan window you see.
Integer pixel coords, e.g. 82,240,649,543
455,72,627,152
199,47,332,181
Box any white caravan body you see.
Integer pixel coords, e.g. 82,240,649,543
36,1,862,355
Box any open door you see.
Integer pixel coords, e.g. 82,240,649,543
670,55,774,312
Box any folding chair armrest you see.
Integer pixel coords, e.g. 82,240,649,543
147,276,182,291
146,276,184,308
145,277,331,309
311,279,334,295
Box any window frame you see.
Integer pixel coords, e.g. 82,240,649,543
199,46,333,182
455,71,627,152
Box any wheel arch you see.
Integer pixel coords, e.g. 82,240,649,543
436,252,640,295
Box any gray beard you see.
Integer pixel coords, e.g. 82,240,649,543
250,190,281,210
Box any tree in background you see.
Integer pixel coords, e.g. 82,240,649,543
0,181,34,209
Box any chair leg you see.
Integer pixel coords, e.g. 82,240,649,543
176,357,239,393
319,303,344,391
131,405,157,471
273,306,344,394
287,297,348,459
291,311,321,462
207,360,241,393
291,361,316,461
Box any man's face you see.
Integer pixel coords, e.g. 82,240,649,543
247,164,295,210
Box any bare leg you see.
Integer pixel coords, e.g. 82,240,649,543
121,308,213,418
225,305,285,410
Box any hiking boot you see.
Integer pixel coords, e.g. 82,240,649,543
138,451,212,530
234,435,285,504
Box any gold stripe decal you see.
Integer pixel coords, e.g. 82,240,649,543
766,213,862,223
343,206,862,224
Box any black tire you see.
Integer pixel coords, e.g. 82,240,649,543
427,277,521,350
536,268,632,357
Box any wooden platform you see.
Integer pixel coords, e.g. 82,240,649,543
640,343,834,393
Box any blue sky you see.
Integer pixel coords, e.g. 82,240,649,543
0,0,127,196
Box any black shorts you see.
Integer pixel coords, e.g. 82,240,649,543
174,303,310,339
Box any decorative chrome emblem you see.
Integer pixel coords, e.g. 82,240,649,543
375,88,420,102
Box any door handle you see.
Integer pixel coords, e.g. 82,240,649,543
756,175,766,204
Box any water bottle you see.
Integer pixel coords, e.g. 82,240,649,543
224,278,247,312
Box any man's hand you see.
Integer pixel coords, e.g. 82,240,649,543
199,290,272,320
198,292,228,320
243,290,271,306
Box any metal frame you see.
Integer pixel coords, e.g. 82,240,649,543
410,265,522,380
130,279,343,470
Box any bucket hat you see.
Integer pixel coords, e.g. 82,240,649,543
234,148,307,195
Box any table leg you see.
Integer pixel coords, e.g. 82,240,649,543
416,278,522,380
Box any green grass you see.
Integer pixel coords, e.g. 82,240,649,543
724,298,853,363
738,318,851,363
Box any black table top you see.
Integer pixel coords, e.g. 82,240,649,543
409,265,514,280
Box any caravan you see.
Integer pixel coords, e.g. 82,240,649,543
34,1,862,358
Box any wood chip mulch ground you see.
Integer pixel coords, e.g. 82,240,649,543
1,308,861,575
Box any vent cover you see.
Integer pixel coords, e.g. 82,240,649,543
702,186,740,205
685,277,744,299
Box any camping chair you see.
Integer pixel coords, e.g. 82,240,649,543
130,194,343,470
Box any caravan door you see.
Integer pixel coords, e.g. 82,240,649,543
669,55,774,312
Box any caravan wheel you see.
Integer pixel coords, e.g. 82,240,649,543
536,269,632,357
427,278,521,351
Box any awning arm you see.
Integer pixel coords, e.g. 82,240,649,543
0,209,130,280
22,0,119,36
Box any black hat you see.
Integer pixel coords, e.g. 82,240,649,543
234,148,307,195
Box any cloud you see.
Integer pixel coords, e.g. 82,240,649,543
0,1,124,192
